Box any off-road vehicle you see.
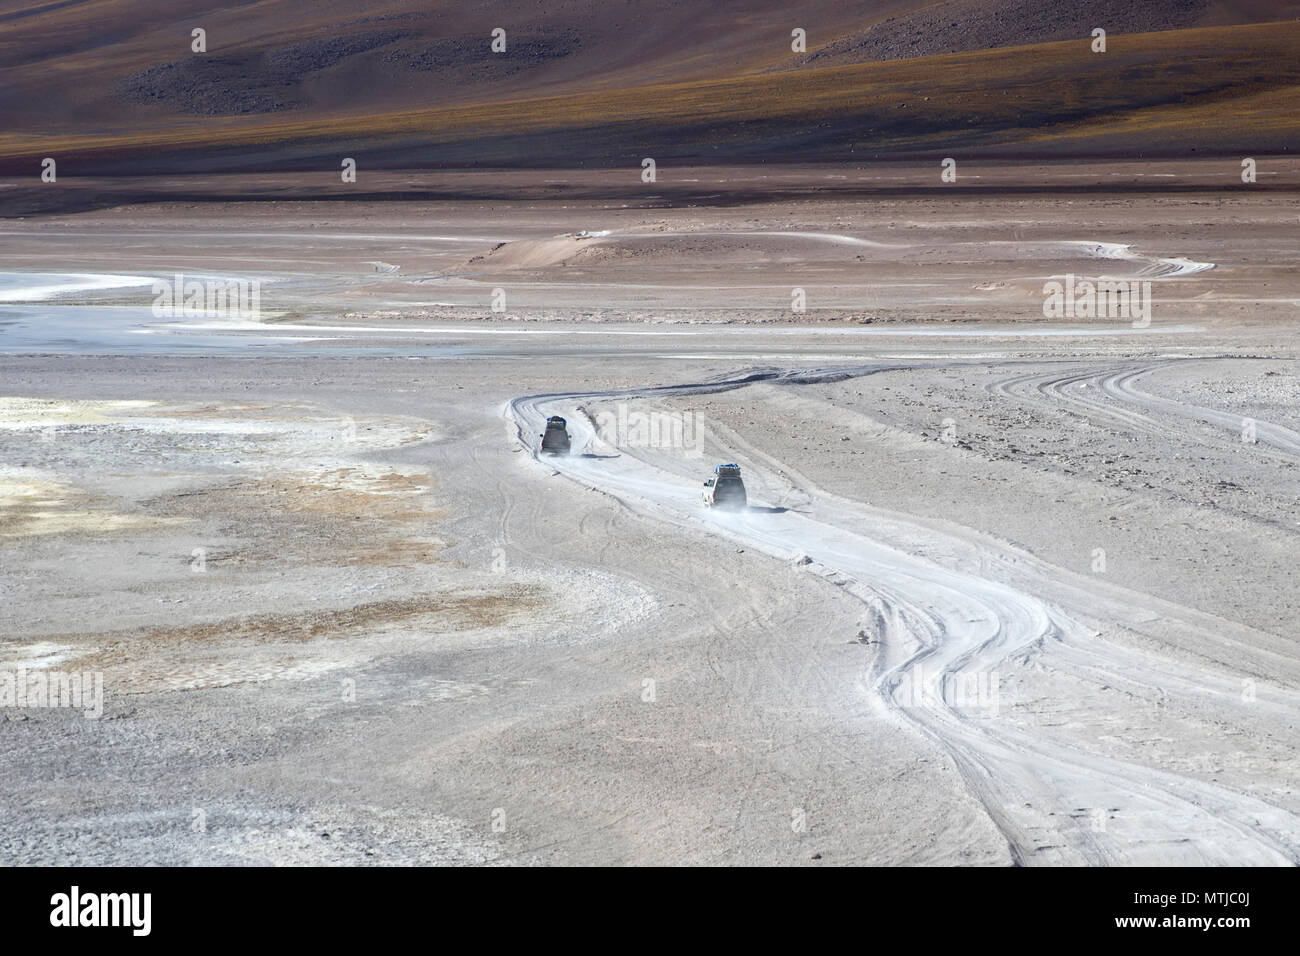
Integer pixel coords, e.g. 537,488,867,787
540,416,571,455
702,463,747,510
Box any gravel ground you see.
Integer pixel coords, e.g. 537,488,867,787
1,184,1297,864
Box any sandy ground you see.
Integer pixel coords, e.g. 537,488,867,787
1,175,1297,864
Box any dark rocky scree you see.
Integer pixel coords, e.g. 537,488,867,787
796,0,1210,66
118,29,582,116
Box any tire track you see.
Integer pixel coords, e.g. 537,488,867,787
992,359,1300,457
507,367,1300,865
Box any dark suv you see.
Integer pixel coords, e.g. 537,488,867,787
702,463,747,510
540,416,571,455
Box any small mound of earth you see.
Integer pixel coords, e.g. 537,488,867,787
471,232,879,270
566,235,837,266
469,235,595,268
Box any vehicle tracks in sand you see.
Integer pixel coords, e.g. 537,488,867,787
991,358,1300,460
506,364,1300,865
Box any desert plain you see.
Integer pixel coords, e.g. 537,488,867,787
1,160,1297,864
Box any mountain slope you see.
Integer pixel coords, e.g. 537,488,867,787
0,1,1296,174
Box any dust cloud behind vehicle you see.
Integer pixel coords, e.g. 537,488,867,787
540,415,571,455
702,463,747,511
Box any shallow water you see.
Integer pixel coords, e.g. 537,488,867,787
0,272,1201,357
0,272,155,302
